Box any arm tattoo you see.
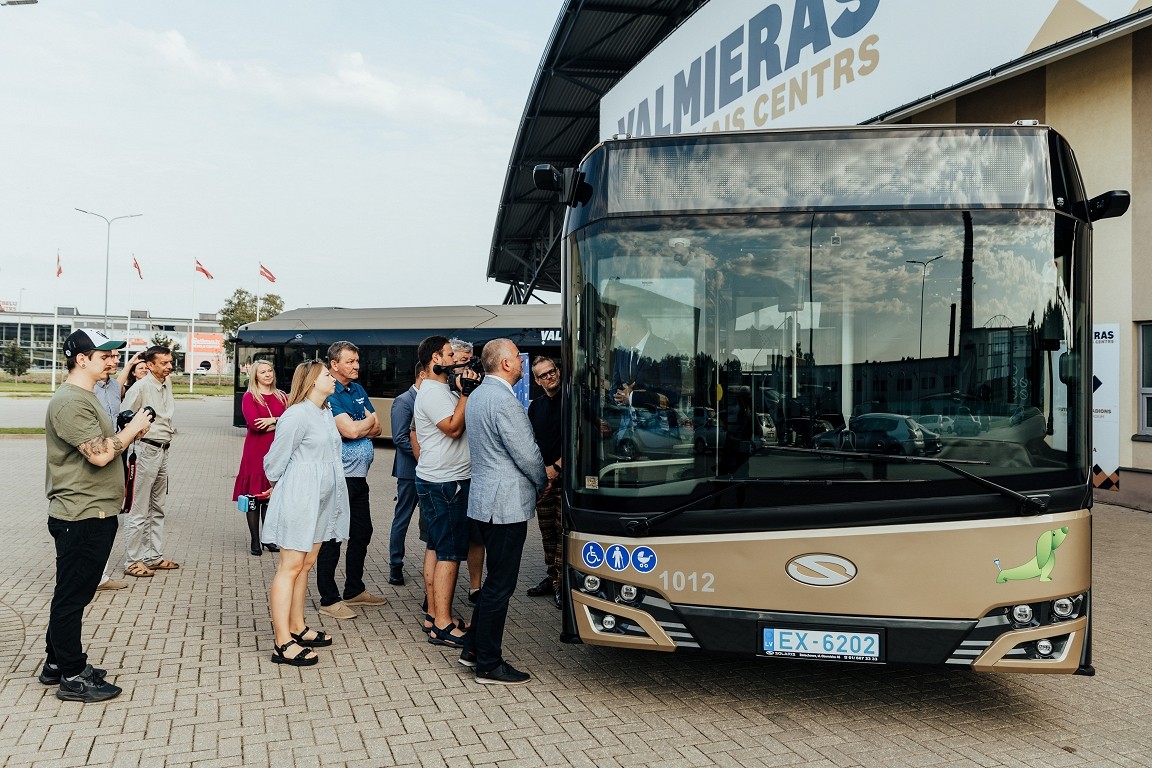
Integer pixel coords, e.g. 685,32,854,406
77,435,112,459
77,435,120,459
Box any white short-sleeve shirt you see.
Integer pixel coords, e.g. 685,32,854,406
413,380,470,483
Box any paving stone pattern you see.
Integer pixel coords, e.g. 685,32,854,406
1,396,1150,767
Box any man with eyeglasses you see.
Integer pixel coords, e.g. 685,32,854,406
526,356,563,608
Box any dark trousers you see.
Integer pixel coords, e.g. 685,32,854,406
316,477,372,606
463,519,528,674
46,515,118,677
389,477,418,567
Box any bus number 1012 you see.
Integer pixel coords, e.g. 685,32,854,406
658,571,715,593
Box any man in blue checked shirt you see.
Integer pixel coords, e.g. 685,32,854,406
317,341,387,620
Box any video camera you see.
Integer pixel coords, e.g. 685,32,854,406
116,405,156,430
434,357,484,396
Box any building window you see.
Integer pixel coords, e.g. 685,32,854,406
1141,324,1152,434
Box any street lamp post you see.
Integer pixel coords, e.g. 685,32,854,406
16,287,25,356
75,208,142,333
907,255,944,359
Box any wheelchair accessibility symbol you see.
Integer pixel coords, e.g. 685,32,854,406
581,541,605,569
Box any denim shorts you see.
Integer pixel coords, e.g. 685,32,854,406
415,478,470,561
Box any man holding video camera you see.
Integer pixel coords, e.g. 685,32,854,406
42,329,154,702
413,335,480,649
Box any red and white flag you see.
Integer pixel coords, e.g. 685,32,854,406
132,255,143,280
259,263,276,283
56,253,63,277
195,259,214,279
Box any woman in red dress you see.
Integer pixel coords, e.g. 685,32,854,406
234,360,288,555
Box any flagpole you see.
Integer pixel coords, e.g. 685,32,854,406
51,250,60,391
189,261,196,394
125,253,133,345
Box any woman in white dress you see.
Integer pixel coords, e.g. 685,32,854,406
262,360,350,666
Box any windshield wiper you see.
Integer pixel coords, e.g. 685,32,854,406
620,481,748,536
619,477,839,536
801,447,1050,515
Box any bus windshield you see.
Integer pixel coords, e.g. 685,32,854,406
571,208,1088,512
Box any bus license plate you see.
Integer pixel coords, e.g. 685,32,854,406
761,626,881,662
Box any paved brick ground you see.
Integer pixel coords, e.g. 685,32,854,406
1,395,1150,768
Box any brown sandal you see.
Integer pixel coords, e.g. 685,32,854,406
148,560,180,570
125,562,154,578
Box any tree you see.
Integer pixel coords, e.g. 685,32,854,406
2,341,31,378
219,289,285,355
150,333,181,353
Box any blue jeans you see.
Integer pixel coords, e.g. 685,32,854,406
463,519,529,674
389,477,418,567
415,478,470,561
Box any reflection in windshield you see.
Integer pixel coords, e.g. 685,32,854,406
573,210,1084,494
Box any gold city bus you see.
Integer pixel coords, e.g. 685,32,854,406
232,304,561,435
535,124,1128,674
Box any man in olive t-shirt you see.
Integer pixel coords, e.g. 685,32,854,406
41,329,153,703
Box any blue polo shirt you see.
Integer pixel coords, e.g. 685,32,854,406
327,380,376,478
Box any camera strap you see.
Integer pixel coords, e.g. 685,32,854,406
120,446,138,515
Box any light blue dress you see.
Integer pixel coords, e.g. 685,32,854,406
262,402,350,552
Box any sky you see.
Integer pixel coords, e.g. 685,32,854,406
0,0,564,321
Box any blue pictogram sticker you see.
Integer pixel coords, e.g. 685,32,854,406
606,544,630,571
581,541,605,569
631,545,657,573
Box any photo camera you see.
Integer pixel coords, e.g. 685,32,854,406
435,357,484,396
116,405,156,430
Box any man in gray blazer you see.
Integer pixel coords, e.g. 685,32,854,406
460,339,548,685
387,364,423,586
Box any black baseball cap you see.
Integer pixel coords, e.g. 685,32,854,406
63,328,127,358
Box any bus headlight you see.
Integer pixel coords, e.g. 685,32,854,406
1011,604,1033,624
1035,638,1053,657
1052,597,1075,618
618,584,639,603
583,574,601,592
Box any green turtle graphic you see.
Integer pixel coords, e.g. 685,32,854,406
994,527,1069,583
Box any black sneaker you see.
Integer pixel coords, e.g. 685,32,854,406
526,577,552,597
38,662,106,686
476,662,530,686
56,665,122,703
458,650,477,669
388,565,405,586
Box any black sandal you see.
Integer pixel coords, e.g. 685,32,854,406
271,639,318,666
428,623,467,648
290,626,333,648
422,613,469,634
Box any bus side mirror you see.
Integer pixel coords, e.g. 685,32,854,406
1058,350,1079,386
533,163,591,208
1085,190,1130,221
533,163,563,192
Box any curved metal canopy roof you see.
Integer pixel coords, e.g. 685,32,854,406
487,0,708,304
